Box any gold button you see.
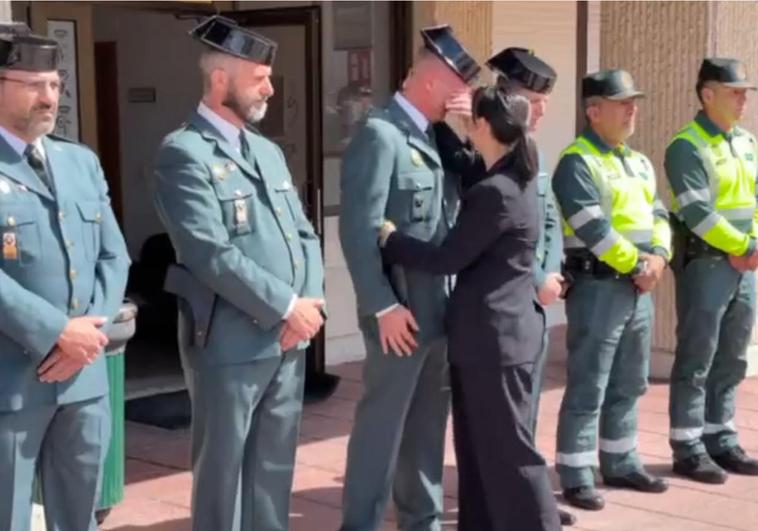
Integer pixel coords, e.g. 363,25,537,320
294,260,300,269
196,330,204,338
235,190,243,197
70,298,79,310
58,211,65,220
69,269,77,280
65,239,74,249
276,207,283,216
6,216,15,226
95,212,102,223
286,233,293,241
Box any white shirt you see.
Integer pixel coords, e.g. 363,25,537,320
0,125,47,161
376,93,431,319
196,102,297,321
393,92,429,135
197,102,243,152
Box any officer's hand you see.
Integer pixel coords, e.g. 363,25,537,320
57,316,109,363
37,348,85,383
284,297,325,344
537,273,564,306
729,254,751,272
444,90,473,140
633,254,666,292
378,305,419,357
280,321,313,352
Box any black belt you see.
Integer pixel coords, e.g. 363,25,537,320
564,253,632,280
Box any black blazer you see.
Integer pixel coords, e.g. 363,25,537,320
382,150,543,368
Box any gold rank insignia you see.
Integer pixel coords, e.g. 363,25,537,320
211,164,226,179
2,232,17,260
234,198,248,226
410,149,424,167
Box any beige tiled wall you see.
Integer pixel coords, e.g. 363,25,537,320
600,1,758,354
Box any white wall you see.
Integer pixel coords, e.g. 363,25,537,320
491,1,579,326
492,1,578,176
93,6,202,257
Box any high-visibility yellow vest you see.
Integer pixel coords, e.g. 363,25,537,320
669,120,757,254
561,135,669,273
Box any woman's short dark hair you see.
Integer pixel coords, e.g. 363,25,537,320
471,86,538,186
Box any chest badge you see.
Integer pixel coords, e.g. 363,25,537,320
234,198,248,226
211,164,226,180
2,232,17,260
410,149,424,167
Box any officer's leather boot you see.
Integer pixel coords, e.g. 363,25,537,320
673,453,728,484
562,486,605,511
711,446,758,476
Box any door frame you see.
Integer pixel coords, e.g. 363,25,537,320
224,7,324,238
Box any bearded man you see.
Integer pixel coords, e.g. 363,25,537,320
0,24,130,531
151,16,325,531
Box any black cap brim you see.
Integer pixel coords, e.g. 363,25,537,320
721,80,758,90
605,90,645,101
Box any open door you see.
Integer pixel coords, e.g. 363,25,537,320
223,7,336,400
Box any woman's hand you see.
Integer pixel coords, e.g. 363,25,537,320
378,220,397,248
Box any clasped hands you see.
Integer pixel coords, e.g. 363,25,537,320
632,253,667,293
38,316,109,383
280,297,326,352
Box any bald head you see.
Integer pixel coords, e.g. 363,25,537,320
402,47,470,122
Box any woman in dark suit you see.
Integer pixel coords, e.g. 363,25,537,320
378,87,561,531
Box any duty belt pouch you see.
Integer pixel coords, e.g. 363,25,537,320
164,264,216,348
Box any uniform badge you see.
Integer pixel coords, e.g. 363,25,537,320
211,164,226,180
0,180,10,194
2,232,17,260
225,161,237,173
234,198,248,226
410,149,424,167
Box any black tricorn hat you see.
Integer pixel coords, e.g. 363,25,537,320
190,15,277,66
420,25,480,84
487,47,557,94
0,30,61,72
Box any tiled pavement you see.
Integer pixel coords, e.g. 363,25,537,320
98,328,758,530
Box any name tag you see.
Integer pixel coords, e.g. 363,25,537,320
234,199,248,226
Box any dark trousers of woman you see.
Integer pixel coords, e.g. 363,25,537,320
451,363,561,531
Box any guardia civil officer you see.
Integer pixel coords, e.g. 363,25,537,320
553,70,671,511
151,16,325,531
666,58,758,484
0,26,130,531
338,25,479,531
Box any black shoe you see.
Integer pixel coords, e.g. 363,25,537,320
559,508,577,526
603,470,669,493
711,446,758,476
562,486,605,511
673,454,728,484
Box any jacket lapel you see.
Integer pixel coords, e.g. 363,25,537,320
387,99,441,168
0,134,53,201
188,112,261,181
